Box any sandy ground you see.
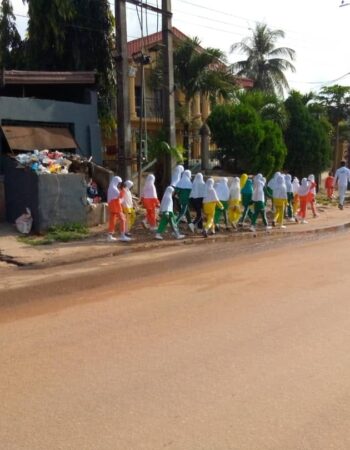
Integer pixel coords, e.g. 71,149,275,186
1,230,350,450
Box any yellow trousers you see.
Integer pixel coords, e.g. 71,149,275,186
203,201,223,232
228,199,241,224
122,207,136,232
273,198,287,226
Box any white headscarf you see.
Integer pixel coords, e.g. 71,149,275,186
203,178,219,203
292,177,300,194
308,174,316,195
107,176,122,203
229,177,241,201
171,165,184,187
176,169,192,189
122,180,134,208
160,186,174,212
267,171,281,191
143,174,158,199
285,174,293,193
273,174,287,199
252,174,265,202
190,173,206,198
298,178,310,197
214,178,229,201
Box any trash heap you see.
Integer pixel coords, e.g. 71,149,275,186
15,149,73,174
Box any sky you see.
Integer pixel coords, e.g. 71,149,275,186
10,0,350,95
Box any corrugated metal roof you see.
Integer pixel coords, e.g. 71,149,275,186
1,125,78,151
3,71,96,85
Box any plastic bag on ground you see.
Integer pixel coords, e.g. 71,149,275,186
15,208,33,234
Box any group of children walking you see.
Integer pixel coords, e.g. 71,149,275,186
106,165,330,242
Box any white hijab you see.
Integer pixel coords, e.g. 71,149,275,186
298,178,310,197
292,177,300,194
160,186,174,212
107,176,122,203
143,174,158,198
273,174,287,199
285,174,293,193
215,178,229,201
252,174,265,202
308,174,316,194
268,171,281,191
122,180,134,208
190,173,206,198
229,177,241,201
176,169,192,189
203,178,219,203
171,165,184,187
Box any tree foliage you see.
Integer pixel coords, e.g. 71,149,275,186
174,37,236,103
230,23,296,96
24,0,115,133
284,91,331,177
0,0,22,68
207,103,287,177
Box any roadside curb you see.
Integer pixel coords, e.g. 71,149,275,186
7,219,350,270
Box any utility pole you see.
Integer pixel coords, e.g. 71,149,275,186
162,0,176,186
115,0,132,180
115,0,175,186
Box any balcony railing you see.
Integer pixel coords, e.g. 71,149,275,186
136,96,163,121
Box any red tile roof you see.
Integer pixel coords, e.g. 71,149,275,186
127,27,190,57
127,27,253,89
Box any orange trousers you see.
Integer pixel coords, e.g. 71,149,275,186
143,198,159,228
298,196,308,219
108,199,126,234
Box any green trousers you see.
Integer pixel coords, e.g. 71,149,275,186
251,201,268,226
175,188,192,224
287,192,294,218
214,200,229,225
157,211,178,234
239,194,253,223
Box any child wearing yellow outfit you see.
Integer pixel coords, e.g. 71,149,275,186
273,174,288,228
202,178,223,238
122,180,136,236
228,177,241,229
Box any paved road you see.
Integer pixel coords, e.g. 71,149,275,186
1,232,350,450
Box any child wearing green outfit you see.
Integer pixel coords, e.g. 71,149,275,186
155,187,185,240
175,169,193,229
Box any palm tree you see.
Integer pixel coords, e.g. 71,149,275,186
174,37,236,104
230,23,296,96
173,37,236,158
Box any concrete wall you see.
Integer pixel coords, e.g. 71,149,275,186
4,158,87,232
0,93,102,164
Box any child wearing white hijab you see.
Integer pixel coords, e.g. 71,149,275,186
250,174,270,232
155,186,185,240
307,174,318,217
202,178,223,238
292,176,300,217
214,178,230,230
297,178,311,224
189,172,206,231
273,174,288,228
141,174,160,231
284,174,294,220
122,180,136,236
175,169,193,228
171,164,184,187
107,176,131,242
228,177,241,229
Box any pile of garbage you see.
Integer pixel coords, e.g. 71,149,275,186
15,149,73,174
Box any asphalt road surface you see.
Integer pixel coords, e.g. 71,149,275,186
1,232,350,450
